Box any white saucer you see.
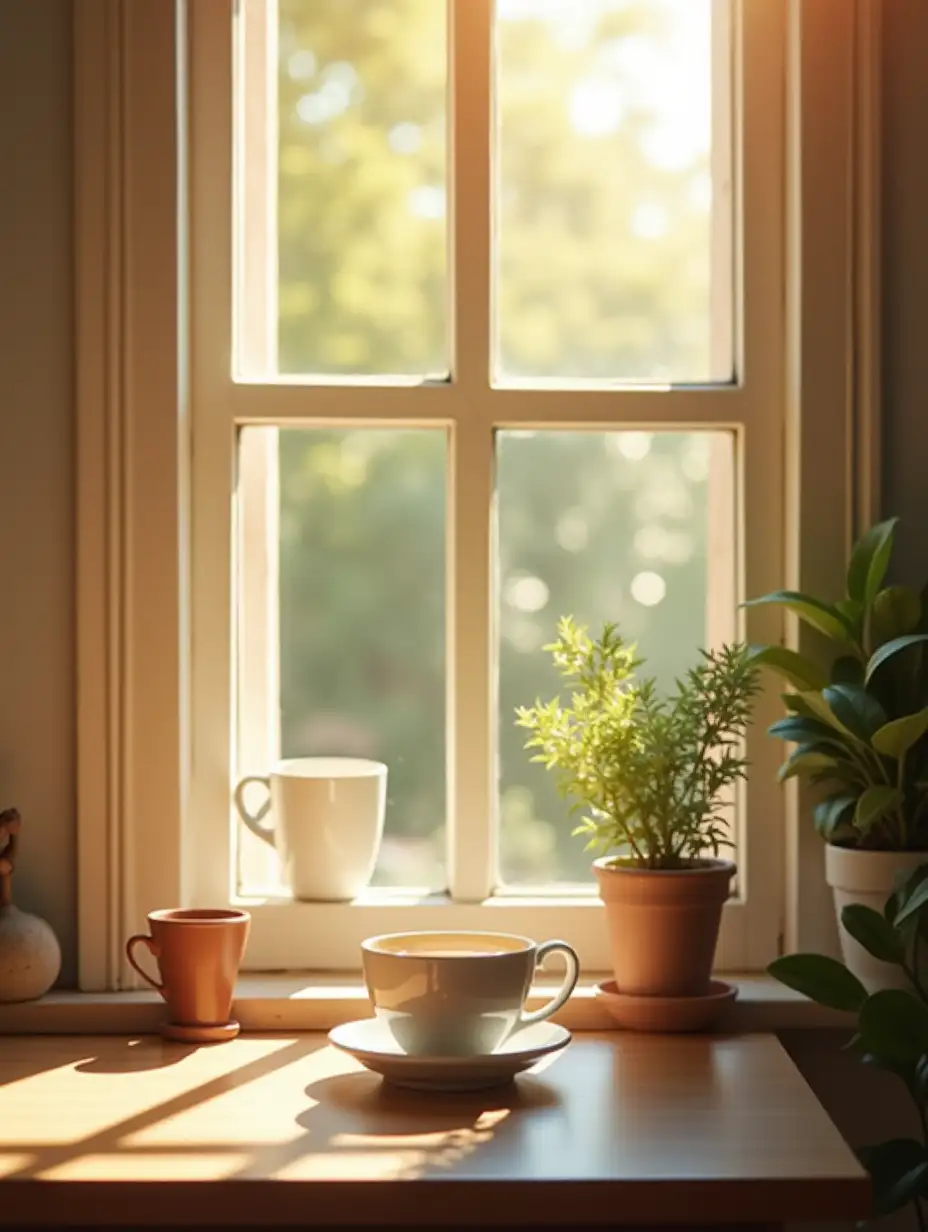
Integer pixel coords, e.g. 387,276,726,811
328,1018,571,1091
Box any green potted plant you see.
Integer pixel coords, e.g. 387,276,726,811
516,617,759,998
747,517,928,990
770,867,928,1226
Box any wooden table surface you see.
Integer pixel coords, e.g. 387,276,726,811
0,1032,868,1227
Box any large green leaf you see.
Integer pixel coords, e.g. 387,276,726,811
823,684,887,741
746,645,828,691
854,785,903,835
767,953,867,1011
777,746,842,784
840,903,904,963
858,1139,928,1216
743,591,855,643
872,710,928,759
796,690,860,739
813,794,858,840
866,635,928,684
891,875,928,929
767,716,852,749
847,517,898,607
871,585,922,648
858,989,928,1065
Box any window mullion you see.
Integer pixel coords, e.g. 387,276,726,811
448,0,495,901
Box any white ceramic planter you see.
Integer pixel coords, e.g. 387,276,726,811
825,844,928,992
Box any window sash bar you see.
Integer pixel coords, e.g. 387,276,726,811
448,0,495,900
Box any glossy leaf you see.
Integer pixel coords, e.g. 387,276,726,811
783,692,820,719
777,747,841,784
767,953,867,1012
840,903,904,963
866,635,928,685
768,716,850,748
796,690,859,739
746,645,828,692
847,517,898,607
814,794,858,840
872,710,928,759
854,785,903,835
858,990,928,1065
871,585,921,648
823,684,887,741
743,592,855,644
892,875,928,929
858,1139,928,1216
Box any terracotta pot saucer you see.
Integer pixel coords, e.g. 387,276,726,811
594,979,737,1034
160,1020,241,1044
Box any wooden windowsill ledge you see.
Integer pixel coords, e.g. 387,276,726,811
0,973,851,1035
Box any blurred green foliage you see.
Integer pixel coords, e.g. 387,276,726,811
270,0,723,888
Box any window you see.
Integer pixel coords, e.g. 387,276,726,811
75,0,872,989
184,0,787,972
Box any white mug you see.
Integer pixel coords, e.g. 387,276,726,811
233,757,387,901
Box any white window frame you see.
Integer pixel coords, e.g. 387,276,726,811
73,0,880,989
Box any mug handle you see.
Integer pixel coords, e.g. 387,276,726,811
233,775,275,847
520,939,580,1027
125,934,164,994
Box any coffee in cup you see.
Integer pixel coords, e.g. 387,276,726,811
361,930,580,1056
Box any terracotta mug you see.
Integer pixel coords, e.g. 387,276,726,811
125,908,250,1029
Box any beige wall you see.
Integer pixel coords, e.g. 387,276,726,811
0,0,75,984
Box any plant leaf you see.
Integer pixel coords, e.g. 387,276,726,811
768,716,851,747
796,690,860,739
866,635,928,685
854,785,903,835
746,645,829,691
840,903,905,963
858,990,928,1065
823,684,887,741
857,1139,928,1216
847,517,898,607
871,585,922,647
743,591,855,643
892,876,928,929
777,747,842,784
767,953,867,1011
872,710,928,759
814,794,858,840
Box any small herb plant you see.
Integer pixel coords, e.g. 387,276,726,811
771,870,928,1226
747,517,928,850
515,617,760,870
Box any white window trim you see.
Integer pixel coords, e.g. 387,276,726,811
73,0,880,989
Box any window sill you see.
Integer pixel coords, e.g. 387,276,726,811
0,973,851,1034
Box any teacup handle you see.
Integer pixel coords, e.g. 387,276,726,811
233,775,276,847
520,939,580,1027
125,934,164,994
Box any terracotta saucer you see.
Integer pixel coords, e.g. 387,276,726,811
594,979,737,1033
160,1020,241,1044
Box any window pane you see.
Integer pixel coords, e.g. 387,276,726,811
238,0,448,378
237,428,447,894
495,0,731,382
497,430,735,886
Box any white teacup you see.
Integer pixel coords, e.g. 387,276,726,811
361,930,580,1056
234,757,387,901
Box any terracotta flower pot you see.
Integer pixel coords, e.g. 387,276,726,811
825,844,928,992
593,856,735,997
